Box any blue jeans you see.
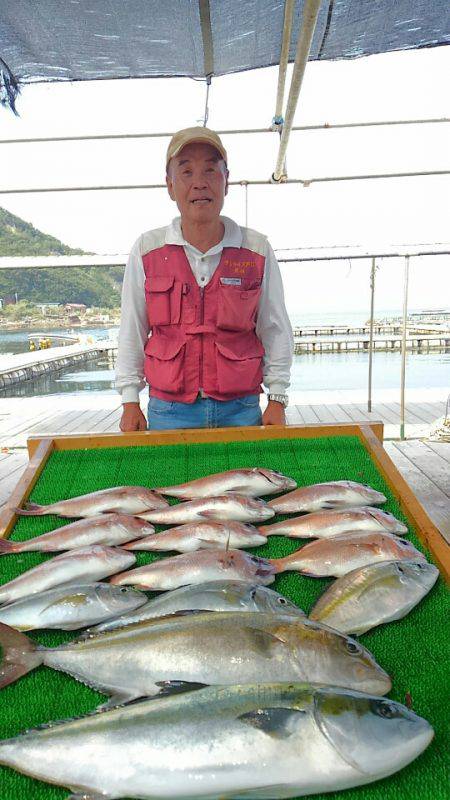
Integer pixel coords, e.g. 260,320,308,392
147,394,262,430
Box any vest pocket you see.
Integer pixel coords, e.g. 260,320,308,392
144,336,186,392
216,284,261,332
145,275,182,326
215,340,264,395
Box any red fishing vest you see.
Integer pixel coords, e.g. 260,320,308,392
142,244,265,403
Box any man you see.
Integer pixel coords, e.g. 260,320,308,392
116,126,293,431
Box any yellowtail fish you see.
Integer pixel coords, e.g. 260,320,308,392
138,493,275,525
0,546,136,605
0,612,391,704
310,559,439,634
15,486,168,518
0,582,146,631
0,684,432,799
110,548,276,591
88,580,305,635
156,468,297,498
270,532,425,578
123,520,267,552
268,481,387,514
0,513,155,554
260,506,407,539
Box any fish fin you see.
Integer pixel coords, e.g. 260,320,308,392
238,707,306,739
14,503,46,516
96,692,143,710
247,628,287,656
155,680,209,696
197,510,219,519
0,539,17,554
0,623,43,688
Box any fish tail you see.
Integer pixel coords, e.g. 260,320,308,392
0,623,43,689
268,556,288,573
14,503,47,516
0,539,19,554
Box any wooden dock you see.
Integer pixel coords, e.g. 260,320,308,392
293,333,450,354
0,393,448,545
0,341,116,390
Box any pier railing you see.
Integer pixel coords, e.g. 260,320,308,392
1,116,449,439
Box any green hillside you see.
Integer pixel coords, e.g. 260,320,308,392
0,208,124,307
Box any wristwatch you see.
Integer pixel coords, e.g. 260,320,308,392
268,393,289,408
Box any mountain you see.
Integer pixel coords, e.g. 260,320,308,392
0,207,124,307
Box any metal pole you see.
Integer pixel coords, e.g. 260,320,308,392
368,257,376,412
400,256,410,440
272,0,322,182
273,0,295,127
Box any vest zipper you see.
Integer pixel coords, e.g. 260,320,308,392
199,286,205,390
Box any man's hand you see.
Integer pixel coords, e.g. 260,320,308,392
120,402,147,432
262,400,286,426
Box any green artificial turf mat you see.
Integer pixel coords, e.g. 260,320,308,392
0,435,448,799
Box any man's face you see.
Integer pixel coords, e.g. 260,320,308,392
166,142,228,224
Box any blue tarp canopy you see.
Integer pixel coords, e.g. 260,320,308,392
1,0,449,112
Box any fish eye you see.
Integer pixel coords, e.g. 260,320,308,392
345,640,362,655
250,588,257,600
397,565,405,574
399,538,409,546
119,587,128,594
373,701,398,719
278,596,288,605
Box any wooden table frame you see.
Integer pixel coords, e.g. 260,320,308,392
1,421,448,582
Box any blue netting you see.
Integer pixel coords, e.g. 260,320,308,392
0,0,449,111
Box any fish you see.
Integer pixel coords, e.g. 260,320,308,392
309,559,439,634
0,612,391,704
87,580,305,634
0,683,433,800
268,481,387,514
138,493,275,525
14,486,168,518
0,583,147,631
123,520,267,552
156,468,297,498
260,506,408,539
0,546,136,605
109,548,276,591
0,513,155,554
270,532,426,578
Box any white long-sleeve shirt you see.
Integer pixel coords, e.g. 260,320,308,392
116,216,293,403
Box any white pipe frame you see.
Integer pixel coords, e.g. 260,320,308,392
273,0,296,128
272,0,322,182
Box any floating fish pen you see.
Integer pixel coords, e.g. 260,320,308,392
0,344,116,391
0,423,447,800
293,334,450,354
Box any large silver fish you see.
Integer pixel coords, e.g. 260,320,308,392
15,486,168,518
271,532,426,578
0,546,136,605
88,580,305,635
268,481,387,514
123,520,267,552
0,583,146,631
0,612,391,703
0,684,433,799
110,548,276,591
156,468,297,498
0,513,155,554
310,559,439,634
260,506,407,539
138,493,275,525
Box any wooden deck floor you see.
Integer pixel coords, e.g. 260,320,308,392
1,395,448,544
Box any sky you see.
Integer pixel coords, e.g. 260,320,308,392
0,45,449,314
